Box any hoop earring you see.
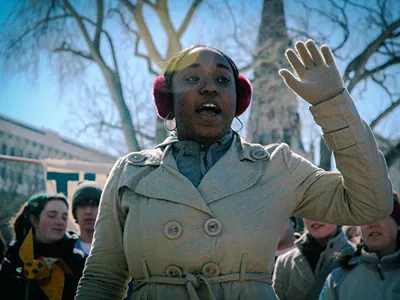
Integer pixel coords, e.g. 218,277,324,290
163,113,176,131
231,117,243,132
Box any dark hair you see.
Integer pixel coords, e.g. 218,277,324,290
163,45,240,104
10,193,69,243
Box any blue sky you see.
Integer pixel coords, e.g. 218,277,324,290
1,0,399,156
0,0,71,135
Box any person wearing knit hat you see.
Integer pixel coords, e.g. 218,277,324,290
320,190,400,300
76,41,393,300
72,181,102,257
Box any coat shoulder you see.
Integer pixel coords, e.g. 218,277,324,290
119,148,164,167
275,245,300,267
116,148,164,191
240,138,290,163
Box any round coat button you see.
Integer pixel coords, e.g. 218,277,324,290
250,148,269,160
164,221,182,239
201,262,221,277
165,265,183,277
204,218,222,236
130,154,146,163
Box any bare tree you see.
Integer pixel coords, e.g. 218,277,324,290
1,0,203,152
1,0,145,151
286,0,400,169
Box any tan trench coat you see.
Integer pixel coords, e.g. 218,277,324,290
76,91,392,300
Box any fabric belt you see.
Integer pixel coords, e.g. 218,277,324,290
135,254,272,300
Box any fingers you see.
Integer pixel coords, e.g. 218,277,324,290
285,49,307,78
279,69,301,91
295,41,314,70
305,40,324,66
321,45,335,66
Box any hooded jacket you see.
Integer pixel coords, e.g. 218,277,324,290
320,246,400,300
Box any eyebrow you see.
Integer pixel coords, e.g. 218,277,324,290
184,63,233,73
46,210,68,215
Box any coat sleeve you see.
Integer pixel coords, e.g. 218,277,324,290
287,89,392,225
272,255,287,300
75,157,130,299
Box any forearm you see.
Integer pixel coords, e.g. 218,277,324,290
310,89,392,224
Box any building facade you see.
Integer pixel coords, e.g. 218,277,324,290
0,114,116,241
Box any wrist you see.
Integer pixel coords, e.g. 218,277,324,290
312,88,345,105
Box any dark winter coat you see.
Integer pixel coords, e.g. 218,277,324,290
0,231,85,300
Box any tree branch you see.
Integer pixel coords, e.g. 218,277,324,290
62,0,97,56
371,74,394,98
370,98,400,129
93,0,104,50
142,0,157,10
295,0,349,52
109,8,159,75
177,0,202,38
223,0,253,54
385,141,400,167
4,14,72,54
344,18,400,88
76,120,155,141
121,0,164,63
53,42,94,61
347,56,400,91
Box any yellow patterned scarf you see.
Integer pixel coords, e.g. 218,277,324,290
19,228,72,300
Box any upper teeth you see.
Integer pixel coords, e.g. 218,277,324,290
201,103,217,108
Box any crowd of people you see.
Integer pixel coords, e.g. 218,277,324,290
1,39,399,299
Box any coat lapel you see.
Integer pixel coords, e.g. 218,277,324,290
133,146,214,216
197,136,261,204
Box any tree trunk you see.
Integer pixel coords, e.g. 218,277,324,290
103,68,141,152
247,0,304,154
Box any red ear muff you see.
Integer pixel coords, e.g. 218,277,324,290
236,75,252,117
152,75,173,119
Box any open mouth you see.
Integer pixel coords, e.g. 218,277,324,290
369,231,382,237
196,103,221,117
311,223,324,230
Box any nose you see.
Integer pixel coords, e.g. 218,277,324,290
55,216,67,226
200,78,218,95
84,206,94,214
367,221,380,229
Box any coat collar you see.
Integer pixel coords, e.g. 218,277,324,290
129,133,269,216
295,229,351,254
292,230,354,275
357,247,400,271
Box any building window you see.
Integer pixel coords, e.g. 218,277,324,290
1,144,6,155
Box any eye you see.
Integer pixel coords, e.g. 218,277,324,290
217,76,230,84
62,214,68,221
46,212,56,219
185,76,199,82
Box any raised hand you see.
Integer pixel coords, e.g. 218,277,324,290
279,40,344,105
